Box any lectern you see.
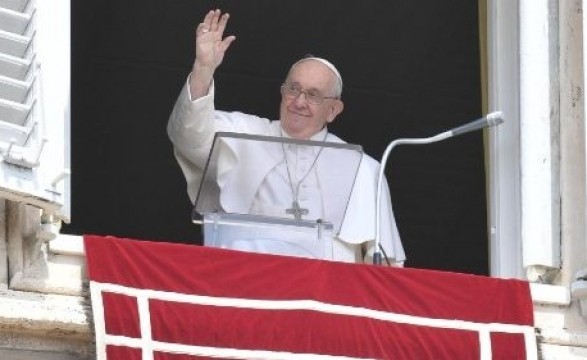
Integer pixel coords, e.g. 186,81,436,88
192,132,363,260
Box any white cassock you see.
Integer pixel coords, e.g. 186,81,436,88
167,79,406,265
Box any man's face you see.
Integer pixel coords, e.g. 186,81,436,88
279,60,343,139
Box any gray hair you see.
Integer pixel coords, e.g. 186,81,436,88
286,56,343,98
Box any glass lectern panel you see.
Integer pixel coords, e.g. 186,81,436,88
193,131,363,260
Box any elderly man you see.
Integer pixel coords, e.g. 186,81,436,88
168,9,405,265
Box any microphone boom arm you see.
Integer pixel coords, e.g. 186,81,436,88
373,111,504,265
374,131,452,265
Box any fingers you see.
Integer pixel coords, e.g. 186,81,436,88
219,35,237,52
201,9,216,30
210,10,221,32
196,9,234,49
216,12,230,35
196,9,232,42
200,9,229,33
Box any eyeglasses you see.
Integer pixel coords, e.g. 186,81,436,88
281,83,338,105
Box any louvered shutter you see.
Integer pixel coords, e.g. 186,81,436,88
0,0,70,220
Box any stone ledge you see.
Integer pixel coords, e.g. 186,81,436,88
538,328,587,349
531,283,571,306
0,289,91,339
49,234,85,256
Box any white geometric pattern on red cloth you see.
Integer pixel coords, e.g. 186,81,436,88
85,235,538,360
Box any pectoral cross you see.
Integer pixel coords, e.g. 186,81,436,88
286,200,309,220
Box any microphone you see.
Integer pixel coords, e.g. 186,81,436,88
448,111,504,137
373,111,505,266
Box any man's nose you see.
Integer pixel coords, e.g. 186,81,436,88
293,91,309,106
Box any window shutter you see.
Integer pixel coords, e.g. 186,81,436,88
0,0,70,221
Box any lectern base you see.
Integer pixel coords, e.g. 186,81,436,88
201,212,334,260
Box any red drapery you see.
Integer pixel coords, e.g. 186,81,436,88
84,235,537,360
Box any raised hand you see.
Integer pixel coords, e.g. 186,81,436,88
190,9,236,99
195,9,236,70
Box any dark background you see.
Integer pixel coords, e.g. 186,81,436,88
66,1,487,275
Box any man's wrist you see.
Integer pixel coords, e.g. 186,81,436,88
189,64,215,100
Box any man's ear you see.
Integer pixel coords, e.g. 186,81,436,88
327,100,344,123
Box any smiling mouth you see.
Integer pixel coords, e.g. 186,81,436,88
288,109,310,117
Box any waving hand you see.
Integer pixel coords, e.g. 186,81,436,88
190,9,236,98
